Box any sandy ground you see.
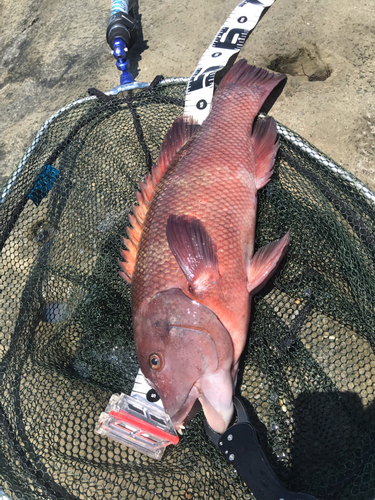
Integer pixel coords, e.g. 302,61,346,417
0,0,374,192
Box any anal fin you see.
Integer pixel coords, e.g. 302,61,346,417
247,232,290,295
251,116,279,190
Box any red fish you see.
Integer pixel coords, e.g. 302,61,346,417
119,60,289,435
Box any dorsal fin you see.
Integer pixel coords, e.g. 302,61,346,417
251,116,279,190
119,116,199,284
157,116,200,179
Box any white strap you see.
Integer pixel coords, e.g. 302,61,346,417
184,0,276,124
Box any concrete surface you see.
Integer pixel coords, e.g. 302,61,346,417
1,0,374,192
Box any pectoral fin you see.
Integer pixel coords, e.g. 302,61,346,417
166,215,221,293
247,232,290,295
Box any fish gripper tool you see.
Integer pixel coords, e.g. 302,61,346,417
204,397,319,500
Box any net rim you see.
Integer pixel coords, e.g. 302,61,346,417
1,77,374,208
0,79,188,205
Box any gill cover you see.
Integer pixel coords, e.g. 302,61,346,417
133,288,234,427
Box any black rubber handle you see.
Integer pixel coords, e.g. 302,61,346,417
205,397,318,500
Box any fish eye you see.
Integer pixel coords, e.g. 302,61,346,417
149,353,163,371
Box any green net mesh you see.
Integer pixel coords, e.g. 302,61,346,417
1,80,375,500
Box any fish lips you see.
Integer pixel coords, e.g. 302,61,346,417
134,288,233,429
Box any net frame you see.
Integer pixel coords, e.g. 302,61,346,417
0,78,375,500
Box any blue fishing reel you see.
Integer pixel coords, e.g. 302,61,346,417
107,0,138,84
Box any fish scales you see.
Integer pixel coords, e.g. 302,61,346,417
132,107,258,362
120,60,289,434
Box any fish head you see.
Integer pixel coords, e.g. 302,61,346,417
134,288,235,434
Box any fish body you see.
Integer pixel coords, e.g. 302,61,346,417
119,60,289,434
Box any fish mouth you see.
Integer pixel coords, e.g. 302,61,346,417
182,368,235,435
169,384,201,432
198,393,234,435
168,370,235,435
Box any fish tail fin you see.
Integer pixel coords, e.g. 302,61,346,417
216,59,286,114
215,60,286,190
